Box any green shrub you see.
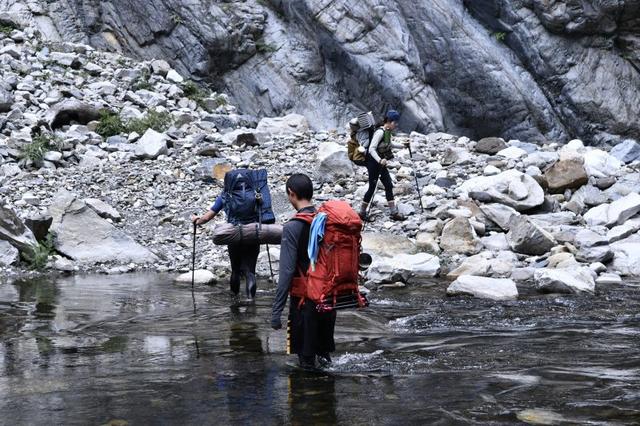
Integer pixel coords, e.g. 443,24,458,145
21,133,61,163
24,233,55,271
493,32,507,42
256,41,278,53
181,80,212,111
96,110,126,138
127,109,173,135
132,68,153,91
0,23,17,35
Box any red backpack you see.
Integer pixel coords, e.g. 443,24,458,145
290,200,368,312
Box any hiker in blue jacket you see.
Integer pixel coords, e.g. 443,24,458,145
192,169,276,299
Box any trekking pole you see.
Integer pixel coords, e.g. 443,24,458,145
362,173,380,233
407,143,424,212
266,244,275,283
191,220,197,315
256,192,275,284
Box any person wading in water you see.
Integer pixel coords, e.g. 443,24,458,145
270,174,336,370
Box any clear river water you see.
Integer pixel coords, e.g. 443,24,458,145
0,273,639,425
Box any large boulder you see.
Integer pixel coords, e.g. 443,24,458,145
573,229,613,263
507,216,556,255
610,234,640,276
0,205,37,259
439,217,481,255
447,276,518,301
610,139,640,164
474,137,507,155
0,240,19,266
446,251,517,279
134,129,169,159
256,114,309,135
48,191,158,264
458,170,544,211
583,192,640,228
583,149,622,178
46,99,103,129
543,158,588,193
316,142,354,181
534,267,595,295
479,203,520,231
366,252,440,284
361,232,417,257
0,86,14,113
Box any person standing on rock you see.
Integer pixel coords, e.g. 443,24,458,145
192,169,274,300
271,173,335,370
358,109,407,222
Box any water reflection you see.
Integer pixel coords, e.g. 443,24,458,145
288,372,337,426
0,273,638,424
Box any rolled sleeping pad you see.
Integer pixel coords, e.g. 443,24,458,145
212,222,283,245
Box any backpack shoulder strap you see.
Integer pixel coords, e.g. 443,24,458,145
292,211,315,224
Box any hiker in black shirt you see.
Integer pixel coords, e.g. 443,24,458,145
271,173,336,369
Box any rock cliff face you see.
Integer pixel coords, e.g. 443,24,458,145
2,0,639,144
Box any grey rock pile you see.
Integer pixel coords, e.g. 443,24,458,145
1,16,640,306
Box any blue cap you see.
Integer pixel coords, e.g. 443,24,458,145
386,110,400,122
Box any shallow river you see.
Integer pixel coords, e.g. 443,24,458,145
0,273,639,425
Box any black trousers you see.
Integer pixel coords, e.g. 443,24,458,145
364,154,394,203
228,243,260,297
288,297,336,357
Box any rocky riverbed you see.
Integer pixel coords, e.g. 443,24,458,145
2,15,640,301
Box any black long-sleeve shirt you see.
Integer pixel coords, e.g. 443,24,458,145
271,206,315,326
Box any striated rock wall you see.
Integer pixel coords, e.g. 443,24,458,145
2,0,639,144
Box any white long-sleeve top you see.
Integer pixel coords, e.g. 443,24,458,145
368,128,403,164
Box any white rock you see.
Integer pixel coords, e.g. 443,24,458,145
483,165,501,176
534,267,595,294
458,170,544,211
135,129,168,159
43,151,63,162
256,114,309,135
175,270,216,285
480,233,510,251
583,192,640,227
447,276,518,301
84,198,122,222
496,146,527,160
166,69,184,83
0,240,19,266
596,273,622,284
610,234,640,276
583,149,622,178
366,252,440,283
316,142,354,180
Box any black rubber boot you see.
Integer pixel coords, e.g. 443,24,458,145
298,354,316,370
229,271,241,295
246,272,257,299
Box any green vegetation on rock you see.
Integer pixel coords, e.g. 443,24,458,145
21,133,62,163
96,110,126,139
23,233,56,271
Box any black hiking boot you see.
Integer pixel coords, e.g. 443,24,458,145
317,353,332,368
298,354,316,371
